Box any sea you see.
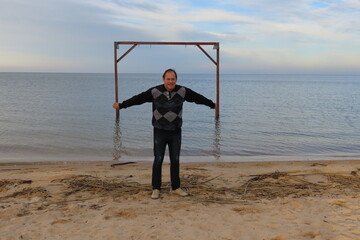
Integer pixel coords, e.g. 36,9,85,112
1,72,360,163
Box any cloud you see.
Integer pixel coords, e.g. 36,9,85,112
84,0,360,46
0,0,359,73
0,0,121,72
83,0,255,39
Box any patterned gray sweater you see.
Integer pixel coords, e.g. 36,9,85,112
120,84,215,131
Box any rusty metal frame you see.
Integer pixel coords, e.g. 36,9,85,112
114,41,220,119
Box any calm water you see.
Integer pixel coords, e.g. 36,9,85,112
1,72,360,162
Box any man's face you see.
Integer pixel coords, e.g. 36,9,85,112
163,71,177,91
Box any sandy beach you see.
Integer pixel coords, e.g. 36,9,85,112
1,159,359,240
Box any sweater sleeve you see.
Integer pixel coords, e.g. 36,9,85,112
184,87,215,108
120,88,153,109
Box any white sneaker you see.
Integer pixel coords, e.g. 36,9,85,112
172,188,188,197
151,189,160,199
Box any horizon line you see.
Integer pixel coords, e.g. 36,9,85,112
1,71,360,76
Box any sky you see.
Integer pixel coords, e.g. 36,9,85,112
0,0,359,74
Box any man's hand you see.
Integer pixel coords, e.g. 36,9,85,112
113,102,121,110
211,103,217,109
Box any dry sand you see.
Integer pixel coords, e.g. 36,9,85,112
0,160,359,240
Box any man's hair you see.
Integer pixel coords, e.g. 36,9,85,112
162,68,177,79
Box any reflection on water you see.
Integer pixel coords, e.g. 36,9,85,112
113,118,223,161
112,119,122,161
212,119,221,160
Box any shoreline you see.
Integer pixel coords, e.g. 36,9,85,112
1,159,360,239
1,152,360,164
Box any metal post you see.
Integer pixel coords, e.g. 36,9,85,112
114,42,119,119
216,45,220,119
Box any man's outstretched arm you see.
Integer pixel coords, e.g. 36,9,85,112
113,88,152,110
185,87,216,109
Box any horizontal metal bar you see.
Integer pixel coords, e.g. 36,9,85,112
115,41,219,46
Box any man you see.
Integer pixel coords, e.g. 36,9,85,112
113,69,216,199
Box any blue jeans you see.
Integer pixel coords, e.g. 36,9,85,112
152,128,181,190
